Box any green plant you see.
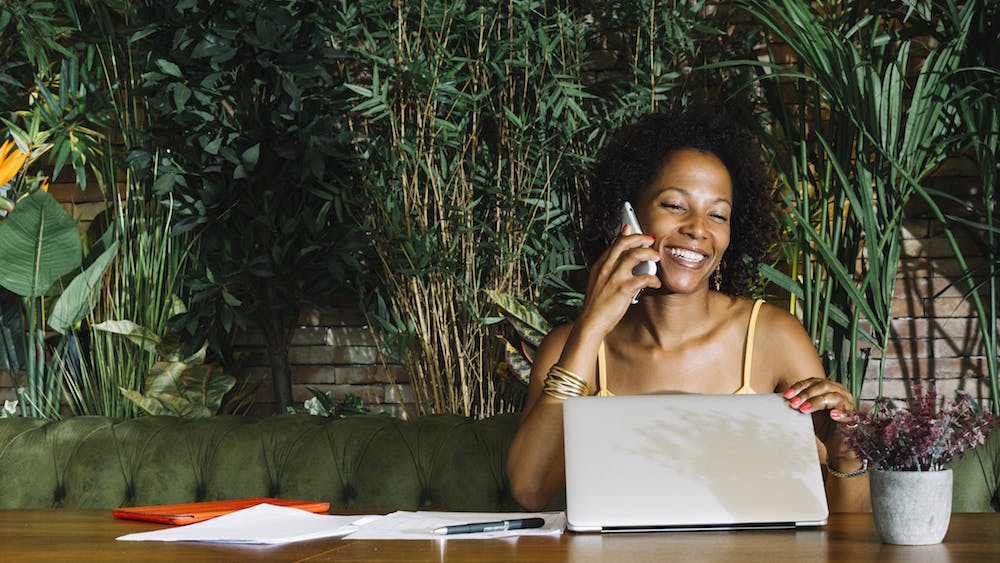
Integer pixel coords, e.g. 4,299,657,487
134,0,359,413
286,388,370,418
63,0,193,419
0,131,117,418
92,319,235,418
340,0,594,417
737,0,976,401
485,290,552,387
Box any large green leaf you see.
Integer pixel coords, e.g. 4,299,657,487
91,319,160,353
49,241,120,334
0,190,82,297
120,361,235,418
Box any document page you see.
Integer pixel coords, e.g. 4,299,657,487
116,503,379,545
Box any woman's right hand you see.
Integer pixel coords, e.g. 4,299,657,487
576,225,662,336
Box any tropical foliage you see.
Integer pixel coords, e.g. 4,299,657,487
0,0,996,419
737,0,983,402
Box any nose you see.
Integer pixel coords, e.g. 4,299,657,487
678,212,708,239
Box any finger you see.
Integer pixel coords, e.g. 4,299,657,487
782,378,824,399
829,409,859,426
784,380,853,412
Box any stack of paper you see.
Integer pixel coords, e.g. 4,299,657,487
116,503,565,544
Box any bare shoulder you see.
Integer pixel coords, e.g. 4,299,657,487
753,302,827,386
756,302,812,339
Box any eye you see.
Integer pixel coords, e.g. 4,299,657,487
660,202,683,211
710,213,729,222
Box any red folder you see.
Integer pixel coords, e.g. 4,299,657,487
112,497,331,525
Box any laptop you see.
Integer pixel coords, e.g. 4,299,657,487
562,393,828,532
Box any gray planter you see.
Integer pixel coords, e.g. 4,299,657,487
870,468,953,545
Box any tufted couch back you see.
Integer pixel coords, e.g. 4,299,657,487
0,413,567,512
0,413,996,512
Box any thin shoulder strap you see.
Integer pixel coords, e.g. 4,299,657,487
735,299,765,395
596,342,613,396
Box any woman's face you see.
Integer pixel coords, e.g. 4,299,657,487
635,148,733,294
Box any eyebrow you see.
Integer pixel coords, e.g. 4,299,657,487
654,187,733,206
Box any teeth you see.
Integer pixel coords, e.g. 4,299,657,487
669,248,706,262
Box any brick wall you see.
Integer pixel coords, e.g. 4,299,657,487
860,155,996,410
233,296,414,417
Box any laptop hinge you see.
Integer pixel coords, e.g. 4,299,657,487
602,522,796,533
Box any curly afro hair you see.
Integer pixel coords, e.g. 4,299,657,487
582,109,776,297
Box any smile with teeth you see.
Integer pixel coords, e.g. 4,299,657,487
667,247,707,264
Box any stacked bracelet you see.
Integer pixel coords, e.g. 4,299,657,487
827,458,869,478
542,364,591,400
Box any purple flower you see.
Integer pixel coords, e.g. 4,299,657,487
841,385,997,471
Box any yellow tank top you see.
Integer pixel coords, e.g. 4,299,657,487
595,299,765,396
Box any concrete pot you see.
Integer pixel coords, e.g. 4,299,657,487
870,468,953,545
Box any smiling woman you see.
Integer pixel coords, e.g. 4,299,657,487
505,109,871,514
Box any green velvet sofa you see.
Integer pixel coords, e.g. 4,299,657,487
0,413,997,512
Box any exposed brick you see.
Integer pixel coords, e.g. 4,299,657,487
288,345,379,365
865,357,988,381
334,364,407,384
297,307,366,327
859,376,992,405
384,384,416,404
291,366,339,384
891,295,978,317
291,327,374,347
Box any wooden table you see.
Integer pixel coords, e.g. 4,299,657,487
2,510,998,562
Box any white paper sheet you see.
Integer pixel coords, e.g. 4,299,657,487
342,511,566,540
116,503,380,545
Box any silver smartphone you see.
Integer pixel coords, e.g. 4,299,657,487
620,201,658,303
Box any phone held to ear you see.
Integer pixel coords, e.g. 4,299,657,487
620,201,658,304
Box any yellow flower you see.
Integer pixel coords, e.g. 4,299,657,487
39,176,49,192
0,139,29,186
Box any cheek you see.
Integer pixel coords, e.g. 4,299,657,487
717,225,731,253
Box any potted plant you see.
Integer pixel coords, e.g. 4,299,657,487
841,386,997,545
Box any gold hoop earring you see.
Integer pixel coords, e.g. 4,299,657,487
713,266,722,292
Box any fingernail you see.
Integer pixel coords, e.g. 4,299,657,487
830,410,841,418
622,224,629,234
790,397,802,407
783,389,795,398
799,402,812,412
647,236,655,244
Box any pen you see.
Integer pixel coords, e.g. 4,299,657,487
431,517,545,535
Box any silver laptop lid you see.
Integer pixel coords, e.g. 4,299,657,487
563,394,829,532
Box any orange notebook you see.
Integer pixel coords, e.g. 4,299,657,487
112,498,331,525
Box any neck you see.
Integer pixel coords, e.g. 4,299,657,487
621,289,718,349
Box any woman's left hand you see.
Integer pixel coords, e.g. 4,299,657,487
782,377,857,427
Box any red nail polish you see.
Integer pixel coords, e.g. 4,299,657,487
830,410,841,418
783,389,795,398
622,224,629,234
790,397,802,407
799,402,812,412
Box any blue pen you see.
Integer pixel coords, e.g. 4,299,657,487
431,517,545,535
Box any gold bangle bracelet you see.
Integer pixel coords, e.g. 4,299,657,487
542,364,591,400
827,458,869,478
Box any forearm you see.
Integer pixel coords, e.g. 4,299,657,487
823,432,871,512
506,322,607,511
505,398,568,511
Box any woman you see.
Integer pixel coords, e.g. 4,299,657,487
505,110,870,512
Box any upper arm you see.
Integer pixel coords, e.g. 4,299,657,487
756,304,828,392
